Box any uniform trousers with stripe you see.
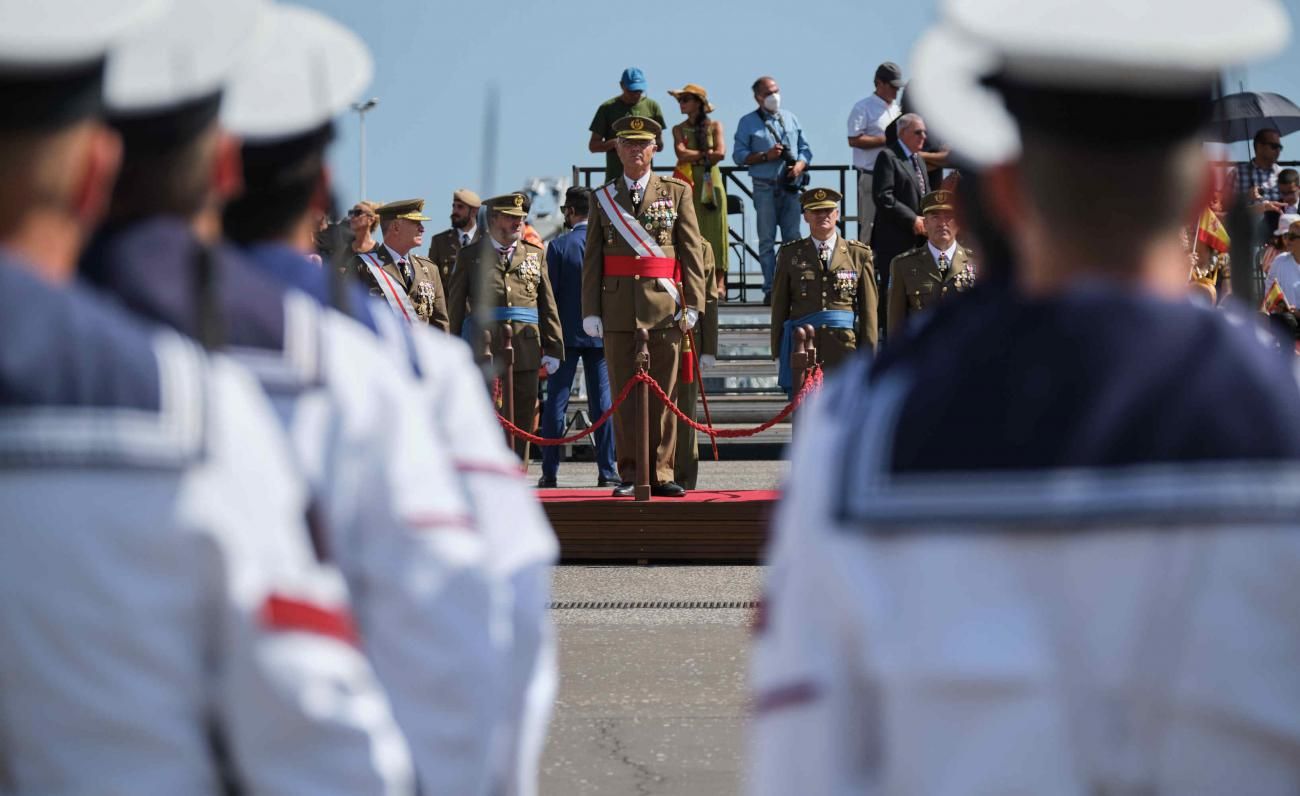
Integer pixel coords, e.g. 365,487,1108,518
604,327,681,484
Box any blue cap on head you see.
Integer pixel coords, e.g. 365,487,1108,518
620,67,647,91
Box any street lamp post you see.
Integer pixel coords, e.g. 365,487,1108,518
352,97,378,198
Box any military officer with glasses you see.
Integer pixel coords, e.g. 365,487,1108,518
353,198,450,330
449,192,564,461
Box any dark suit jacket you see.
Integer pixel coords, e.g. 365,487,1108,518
870,141,928,278
546,222,602,349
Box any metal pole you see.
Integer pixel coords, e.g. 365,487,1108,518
635,329,651,502
358,111,367,198
352,98,378,199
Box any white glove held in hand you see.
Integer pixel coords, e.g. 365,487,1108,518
680,307,699,331
582,316,604,338
698,354,716,369
541,356,560,375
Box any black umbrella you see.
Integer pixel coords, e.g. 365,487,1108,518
1208,91,1300,143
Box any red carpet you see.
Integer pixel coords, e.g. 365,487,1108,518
538,489,780,504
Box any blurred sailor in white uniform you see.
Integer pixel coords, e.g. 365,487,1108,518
0,1,415,793
749,0,1300,794
219,5,556,792
78,1,508,793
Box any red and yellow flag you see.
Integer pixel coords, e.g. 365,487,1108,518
1262,279,1288,313
1196,207,1230,254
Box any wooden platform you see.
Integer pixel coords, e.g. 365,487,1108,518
540,489,776,563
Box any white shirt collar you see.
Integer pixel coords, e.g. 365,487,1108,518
899,140,916,160
459,224,476,242
625,173,650,193
928,240,958,264
490,235,515,254
812,232,838,252
383,243,408,263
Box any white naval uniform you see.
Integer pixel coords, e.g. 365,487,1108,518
83,221,499,796
369,308,559,796
239,292,501,796
749,354,1300,796
0,275,414,795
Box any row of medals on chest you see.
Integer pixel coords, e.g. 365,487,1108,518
606,185,677,247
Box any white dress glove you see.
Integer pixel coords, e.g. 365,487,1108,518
582,316,604,338
698,354,716,369
680,307,699,331
541,356,560,375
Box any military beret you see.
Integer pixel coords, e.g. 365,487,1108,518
485,192,529,217
612,115,661,140
453,188,481,208
377,198,430,221
920,190,955,214
800,188,841,211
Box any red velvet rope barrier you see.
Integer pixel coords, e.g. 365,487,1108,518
495,364,824,446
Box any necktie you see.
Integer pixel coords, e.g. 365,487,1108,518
398,259,413,283
937,252,950,275
497,246,512,266
912,154,927,193
818,244,830,267
630,182,643,211
460,232,469,247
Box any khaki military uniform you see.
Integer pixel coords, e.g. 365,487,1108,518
449,237,564,461
351,244,450,332
427,227,479,286
771,235,878,377
886,243,975,335
582,172,708,485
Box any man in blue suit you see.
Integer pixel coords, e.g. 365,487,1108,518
538,188,618,487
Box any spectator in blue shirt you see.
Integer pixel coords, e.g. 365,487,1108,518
734,76,813,305
538,188,618,487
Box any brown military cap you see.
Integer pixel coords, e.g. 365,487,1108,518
800,188,841,211
377,198,431,221
452,188,481,208
612,115,661,140
920,189,956,214
485,192,529,217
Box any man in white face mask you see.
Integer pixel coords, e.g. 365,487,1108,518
733,76,814,305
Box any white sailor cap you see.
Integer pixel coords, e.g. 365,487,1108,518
0,0,169,130
911,0,1292,165
105,0,269,128
221,4,374,143
908,26,1020,168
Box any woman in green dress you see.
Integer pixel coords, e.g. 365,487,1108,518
668,83,729,489
669,83,729,297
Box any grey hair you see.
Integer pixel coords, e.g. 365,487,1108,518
897,113,923,135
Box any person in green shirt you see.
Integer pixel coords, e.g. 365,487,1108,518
588,67,666,183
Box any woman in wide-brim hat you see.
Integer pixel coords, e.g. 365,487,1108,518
667,83,729,489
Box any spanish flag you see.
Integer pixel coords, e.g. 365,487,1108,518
1262,279,1288,313
1196,207,1230,254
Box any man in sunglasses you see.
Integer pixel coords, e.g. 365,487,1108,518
1229,127,1285,210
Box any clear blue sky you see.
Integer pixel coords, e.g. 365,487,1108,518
301,0,1300,217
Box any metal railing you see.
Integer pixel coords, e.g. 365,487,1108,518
572,164,863,303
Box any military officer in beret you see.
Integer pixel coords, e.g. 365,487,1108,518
582,115,708,498
352,198,450,331
770,188,878,396
886,188,975,335
449,192,564,461
427,187,482,284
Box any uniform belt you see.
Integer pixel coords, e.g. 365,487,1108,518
491,306,539,324
778,310,854,395
604,255,678,279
